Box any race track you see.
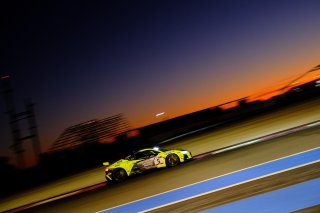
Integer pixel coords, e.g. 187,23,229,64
21,125,320,212
1,98,320,212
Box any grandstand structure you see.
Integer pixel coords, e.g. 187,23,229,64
49,114,130,152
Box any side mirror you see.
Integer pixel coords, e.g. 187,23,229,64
103,162,109,166
125,155,133,160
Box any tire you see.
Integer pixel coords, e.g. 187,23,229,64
165,154,180,167
112,168,128,182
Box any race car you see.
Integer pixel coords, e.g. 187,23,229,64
102,147,192,182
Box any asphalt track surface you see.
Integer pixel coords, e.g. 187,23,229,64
1,98,320,212
16,123,320,212
146,154,320,213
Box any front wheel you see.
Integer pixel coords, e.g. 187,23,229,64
166,154,180,167
112,168,128,182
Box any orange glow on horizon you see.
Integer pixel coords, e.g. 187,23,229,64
247,68,320,102
126,59,320,130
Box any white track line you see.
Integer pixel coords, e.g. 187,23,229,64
99,147,320,213
140,160,320,212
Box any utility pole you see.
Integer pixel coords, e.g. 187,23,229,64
1,75,41,168
1,75,25,168
25,98,41,161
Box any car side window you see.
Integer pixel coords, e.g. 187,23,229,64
134,151,145,159
148,151,158,157
135,150,158,159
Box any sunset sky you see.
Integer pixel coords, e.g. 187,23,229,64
1,0,320,166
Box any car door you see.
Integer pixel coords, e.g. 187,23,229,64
136,150,161,170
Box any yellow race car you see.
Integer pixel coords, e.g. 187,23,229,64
102,147,192,182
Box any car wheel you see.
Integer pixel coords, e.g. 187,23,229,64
166,154,180,167
112,168,128,182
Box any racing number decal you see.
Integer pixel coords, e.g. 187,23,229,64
154,156,164,165
137,156,165,170
138,158,156,170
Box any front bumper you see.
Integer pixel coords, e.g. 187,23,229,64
183,151,192,161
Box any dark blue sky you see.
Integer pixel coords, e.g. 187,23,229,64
1,0,320,166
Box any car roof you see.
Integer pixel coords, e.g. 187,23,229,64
136,148,156,153
136,147,163,153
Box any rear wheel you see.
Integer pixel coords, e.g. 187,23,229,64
112,168,127,182
165,154,180,167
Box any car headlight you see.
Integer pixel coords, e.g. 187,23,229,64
181,151,188,154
